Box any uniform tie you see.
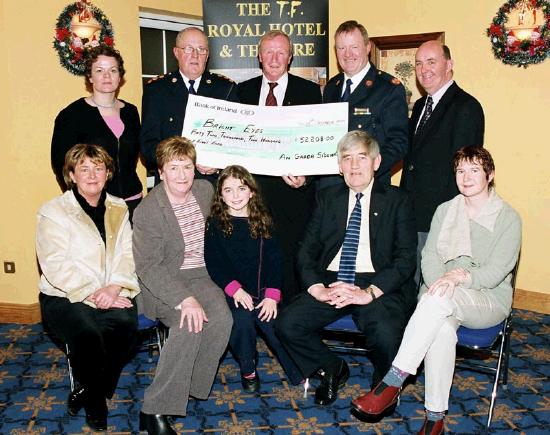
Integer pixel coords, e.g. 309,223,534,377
340,79,353,102
265,82,278,106
337,192,363,284
416,95,433,136
188,79,197,95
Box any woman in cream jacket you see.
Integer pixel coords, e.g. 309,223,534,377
37,144,139,432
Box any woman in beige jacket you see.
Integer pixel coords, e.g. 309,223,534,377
37,144,140,432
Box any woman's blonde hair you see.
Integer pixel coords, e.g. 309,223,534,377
156,136,196,169
63,143,113,189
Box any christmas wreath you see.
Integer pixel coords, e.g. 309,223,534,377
487,0,550,67
53,1,115,75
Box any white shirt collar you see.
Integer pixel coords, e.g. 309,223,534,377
348,177,375,202
259,72,288,106
343,62,371,94
179,71,202,92
262,72,289,88
429,79,454,107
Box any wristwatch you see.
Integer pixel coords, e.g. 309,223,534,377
364,286,377,300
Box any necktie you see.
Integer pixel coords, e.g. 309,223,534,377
337,192,363,284
265,82,278,106
416,95,433,136
188,79,196,95
340,79,353,102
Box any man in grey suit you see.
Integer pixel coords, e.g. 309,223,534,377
400,41,484,283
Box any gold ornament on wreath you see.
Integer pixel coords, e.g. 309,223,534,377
487,0,550,67
53,0,115,75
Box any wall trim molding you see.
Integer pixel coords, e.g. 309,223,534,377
0,302,41,324
0,289,548,324
513,288,550,314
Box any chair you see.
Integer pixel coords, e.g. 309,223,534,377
323,314,369,354
64,313,166,391
454,265,518,429
455,314,513,429
323,266,517,429
137,313,166,363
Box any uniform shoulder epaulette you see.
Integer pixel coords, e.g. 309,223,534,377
146,73,168,84
212,72,236,84
377,69,401,86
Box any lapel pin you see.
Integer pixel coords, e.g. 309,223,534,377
374,212,378,216
206,79,212,84
365,80,373,87
171,78,177,83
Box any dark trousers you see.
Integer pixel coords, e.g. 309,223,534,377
40,293,138,399
276,273,411,387
228,300,303,385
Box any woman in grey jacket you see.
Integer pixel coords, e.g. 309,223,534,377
351,146,522,435
132,136,232,435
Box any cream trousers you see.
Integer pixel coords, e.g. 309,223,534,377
392,288,509,412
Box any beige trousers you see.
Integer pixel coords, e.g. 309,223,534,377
392,288,509,412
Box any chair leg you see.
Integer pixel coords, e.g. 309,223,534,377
486,322,508,428
155,326,163,351
147,329,154,363
501,322,512,389
65,344,75,392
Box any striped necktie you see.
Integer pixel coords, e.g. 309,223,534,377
415,95,433,136
188,79,197,95
337,192,363,284
265,82,278,106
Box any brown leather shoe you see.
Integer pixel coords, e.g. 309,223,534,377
417,417,444,435
351,381,400,420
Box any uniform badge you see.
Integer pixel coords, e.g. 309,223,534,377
354,107,371,115
365,80,373,87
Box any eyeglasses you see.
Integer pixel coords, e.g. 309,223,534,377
176,46,209,56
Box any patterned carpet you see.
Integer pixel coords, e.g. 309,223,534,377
0,309,549,434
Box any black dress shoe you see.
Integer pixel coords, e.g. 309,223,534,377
86,412,107,432
67,385,86,416
139,411,177,435
241,373,260,393
314,359,350,405
84,396,107,432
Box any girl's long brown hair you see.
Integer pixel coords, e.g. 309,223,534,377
209,165,272,239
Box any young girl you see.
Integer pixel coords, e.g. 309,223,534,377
205,165,303,392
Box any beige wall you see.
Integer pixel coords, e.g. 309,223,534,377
0,0,548,307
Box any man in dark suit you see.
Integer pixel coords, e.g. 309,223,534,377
276,130,417,407
400,41,484,282
237,30,322,302
140,27,239,182
320,21,408,188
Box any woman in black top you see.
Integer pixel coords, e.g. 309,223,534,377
51,44,142,216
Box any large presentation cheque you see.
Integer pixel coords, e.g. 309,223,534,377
182,95,348,176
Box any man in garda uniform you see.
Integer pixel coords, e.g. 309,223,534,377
140,27,239,182
320,20,409,189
